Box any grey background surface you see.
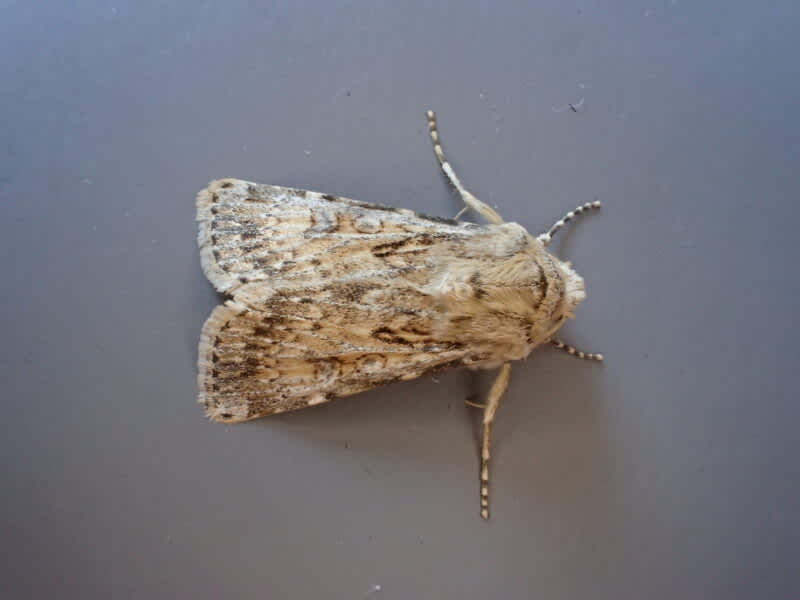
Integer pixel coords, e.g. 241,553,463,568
2,1,799,598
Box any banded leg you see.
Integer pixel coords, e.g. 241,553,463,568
537,200,602,246
479,362,512,520
550,339,604,361
426,110,504,225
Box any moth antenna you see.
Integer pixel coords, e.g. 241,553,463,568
426,110,504,225
479,363,512,520
550,339,604,361
537,200,602,246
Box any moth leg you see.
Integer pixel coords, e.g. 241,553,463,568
537,200,602,246
550,339,604,361
479,362,512,520
426,110,504,225
465,398,487,409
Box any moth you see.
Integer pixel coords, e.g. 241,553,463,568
197,110,603,519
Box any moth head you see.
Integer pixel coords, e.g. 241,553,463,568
522,237,589,348
529,257,586,347
555,259,586,320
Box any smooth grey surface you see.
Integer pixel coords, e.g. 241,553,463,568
2,1,799,598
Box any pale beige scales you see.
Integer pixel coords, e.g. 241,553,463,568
197,111,602,519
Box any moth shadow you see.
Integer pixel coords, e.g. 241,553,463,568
493,348,618,529
248,369,479,470
246,350,616,531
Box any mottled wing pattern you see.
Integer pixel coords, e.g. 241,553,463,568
197,178,482,295
196,179,510,422
198,300,471,422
